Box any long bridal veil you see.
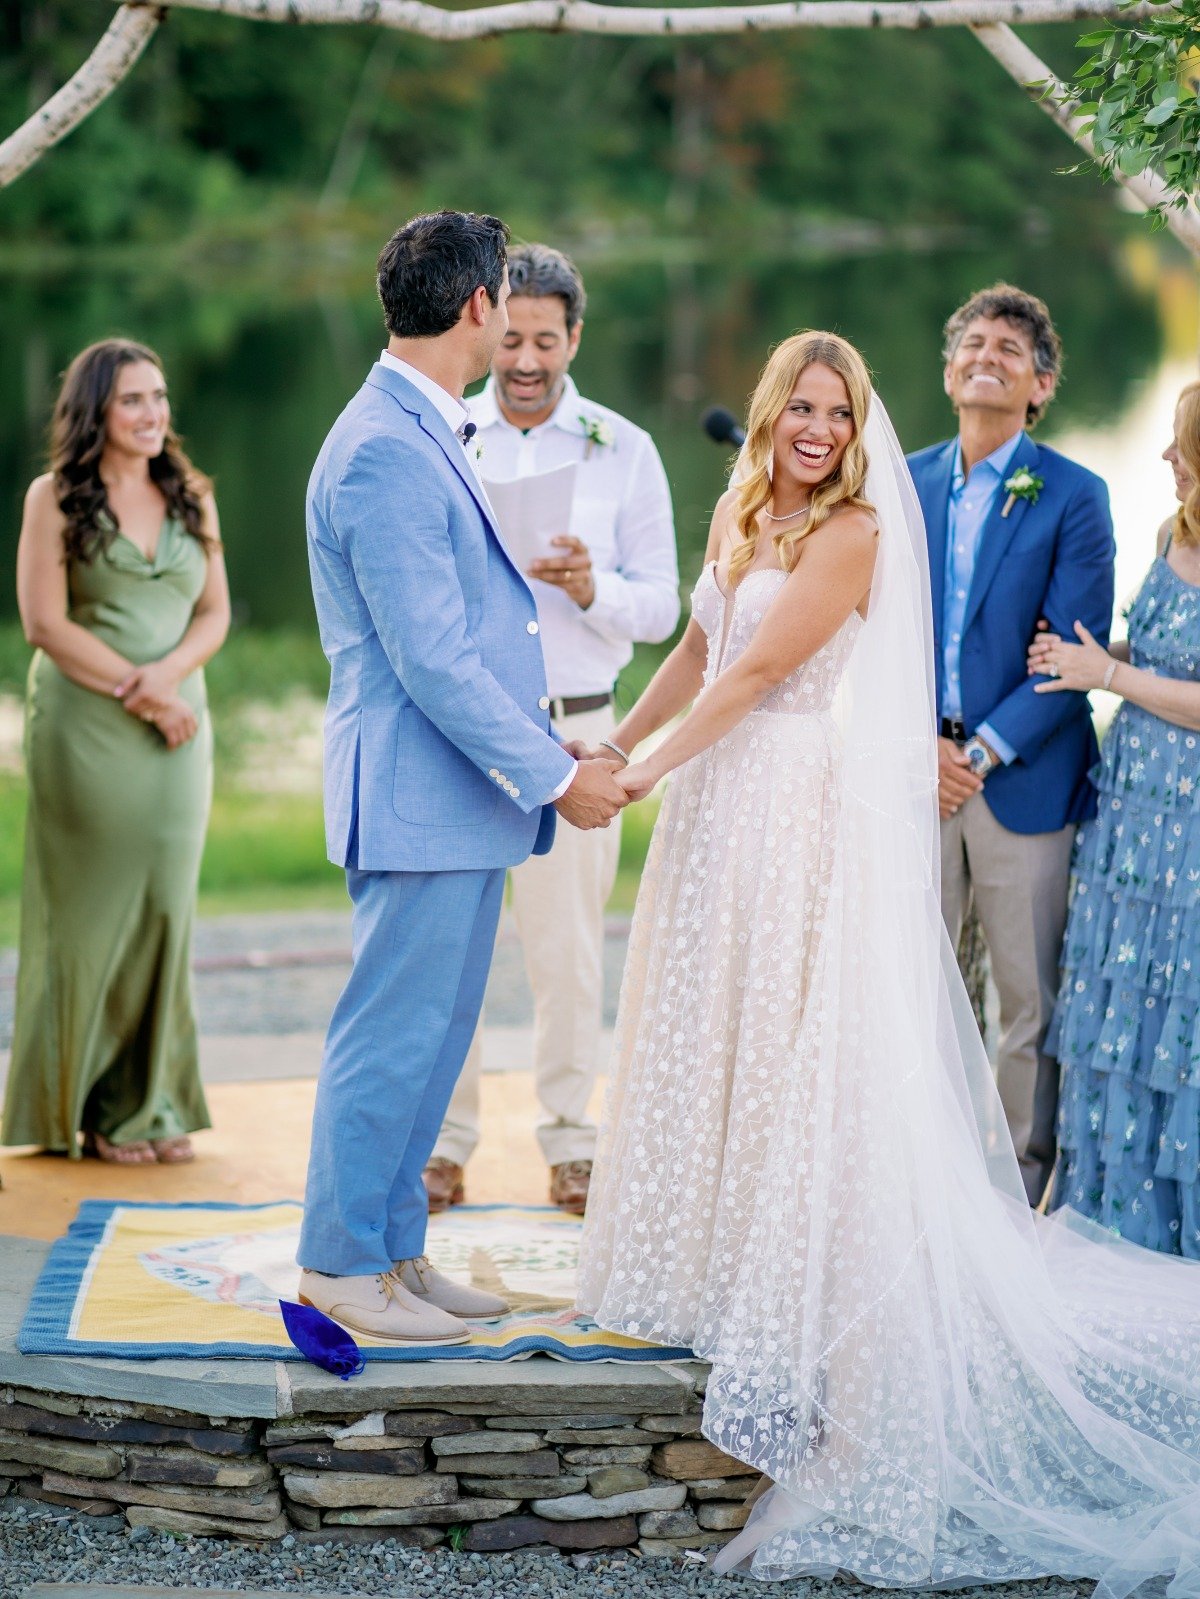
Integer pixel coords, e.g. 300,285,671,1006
708,398,1200,1596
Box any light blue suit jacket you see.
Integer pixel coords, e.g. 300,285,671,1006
307,363,575,873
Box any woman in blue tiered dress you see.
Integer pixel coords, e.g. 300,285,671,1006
1029,380,1200,1257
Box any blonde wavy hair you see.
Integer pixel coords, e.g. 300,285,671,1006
1173,380,1200,549
728,330,875,587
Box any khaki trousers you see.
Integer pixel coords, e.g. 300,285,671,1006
939,790,1075,1205
434,705,621,1170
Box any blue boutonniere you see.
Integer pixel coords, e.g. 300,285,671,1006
1001,466,1044,518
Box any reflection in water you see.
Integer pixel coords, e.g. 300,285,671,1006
0,236,1165,637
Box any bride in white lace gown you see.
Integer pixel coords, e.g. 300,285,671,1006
575,332,1200,1597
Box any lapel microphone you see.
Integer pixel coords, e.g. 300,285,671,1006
460,422,477,446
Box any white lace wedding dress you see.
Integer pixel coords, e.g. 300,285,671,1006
576,404,1200,1598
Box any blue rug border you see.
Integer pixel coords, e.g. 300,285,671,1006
18,1198,693,1364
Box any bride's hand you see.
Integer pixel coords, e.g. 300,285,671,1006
616,761,658,802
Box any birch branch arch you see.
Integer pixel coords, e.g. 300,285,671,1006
3,0,1197,254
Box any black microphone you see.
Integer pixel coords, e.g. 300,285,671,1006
460,421,477,445
701,406,746,449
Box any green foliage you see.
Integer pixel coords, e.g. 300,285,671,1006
1,3,1124,246
1071,0,1200,215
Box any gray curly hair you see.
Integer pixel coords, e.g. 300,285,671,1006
507,243,587,333
942,283,1062,426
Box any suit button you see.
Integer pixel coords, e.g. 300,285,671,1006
538,696,550,710
527,621,539,635
511,787,521,799
489,769,499,779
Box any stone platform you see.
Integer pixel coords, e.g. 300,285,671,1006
1,1236,751,1559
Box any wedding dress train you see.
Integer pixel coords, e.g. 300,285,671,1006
576,402,1200,1597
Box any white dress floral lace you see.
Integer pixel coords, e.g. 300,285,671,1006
577,530,1200,1596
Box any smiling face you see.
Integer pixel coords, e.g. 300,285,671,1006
771,362,855,495
104,359,170,461
943,314,1054,431
1164,409,1196,503
492,294,582,427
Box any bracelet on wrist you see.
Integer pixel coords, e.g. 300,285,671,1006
1101,660,1119,692
598,737,630,766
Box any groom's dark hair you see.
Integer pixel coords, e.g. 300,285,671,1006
942,284,1062,426
378,211,510,339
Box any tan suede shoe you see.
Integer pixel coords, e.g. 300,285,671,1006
394,1255,508,1320
423,1158,465,1213
298,1269,470,1345
549,1160,592,1215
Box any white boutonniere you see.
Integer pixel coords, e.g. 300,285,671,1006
1001,466,1044,518
580,415,615,460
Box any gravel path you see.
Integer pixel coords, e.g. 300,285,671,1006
0,910,633,1047
0,1501,1095,1599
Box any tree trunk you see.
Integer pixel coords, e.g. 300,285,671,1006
0,3,161,188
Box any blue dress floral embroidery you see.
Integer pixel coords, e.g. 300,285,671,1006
1049,550,1200,1256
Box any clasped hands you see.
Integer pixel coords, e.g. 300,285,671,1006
553,741,658,831
113,658,197,750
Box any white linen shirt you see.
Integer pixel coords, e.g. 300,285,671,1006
469,374,679,698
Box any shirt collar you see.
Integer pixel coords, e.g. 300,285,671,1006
951,429,1025,491
379,351,469,437
472,372,589,437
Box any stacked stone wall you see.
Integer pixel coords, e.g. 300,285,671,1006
0,1374,760,1557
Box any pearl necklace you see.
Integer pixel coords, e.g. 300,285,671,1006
762,503,809,523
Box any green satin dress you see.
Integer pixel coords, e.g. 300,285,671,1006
3,516,213,1154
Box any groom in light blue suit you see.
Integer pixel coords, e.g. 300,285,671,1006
297,213,627,1344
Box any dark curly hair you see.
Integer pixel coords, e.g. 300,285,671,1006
50,339,212,565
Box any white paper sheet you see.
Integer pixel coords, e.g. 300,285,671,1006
481,461,578,573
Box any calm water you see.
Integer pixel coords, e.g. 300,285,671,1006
0,231,1186,641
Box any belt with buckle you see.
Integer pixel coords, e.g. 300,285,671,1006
940,717,968,742
549,692,613,719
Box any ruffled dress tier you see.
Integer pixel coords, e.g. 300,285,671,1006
1050,552,1200,1256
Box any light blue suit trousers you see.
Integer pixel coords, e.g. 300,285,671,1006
299,864,505,1273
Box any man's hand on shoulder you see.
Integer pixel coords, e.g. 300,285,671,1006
555,758,628,830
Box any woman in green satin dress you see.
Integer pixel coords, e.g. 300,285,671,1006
4,339,230,1165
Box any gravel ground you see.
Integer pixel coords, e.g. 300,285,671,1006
0,1501,1097,1599
0,910,632,1046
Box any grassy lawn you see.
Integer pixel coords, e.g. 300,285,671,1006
0,772,657,947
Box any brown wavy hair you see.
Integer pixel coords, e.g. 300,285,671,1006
1173,380,1200,549
729,330,875,587
50,339,212,565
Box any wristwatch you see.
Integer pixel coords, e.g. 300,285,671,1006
962,736,997,779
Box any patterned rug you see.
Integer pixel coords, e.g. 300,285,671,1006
18,1200,692,1363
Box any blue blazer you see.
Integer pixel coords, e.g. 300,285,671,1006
307,363,574,873
907,433,1115,836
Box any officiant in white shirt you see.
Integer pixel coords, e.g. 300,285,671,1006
424,243,679,1216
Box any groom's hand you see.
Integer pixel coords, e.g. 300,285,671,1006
555,758,627,830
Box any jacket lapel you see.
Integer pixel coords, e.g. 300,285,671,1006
961,433,1038,638
365,365,530,589
921,441,955,654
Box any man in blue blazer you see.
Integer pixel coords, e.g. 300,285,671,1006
907,285,1114,1207
297,212,628,1343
